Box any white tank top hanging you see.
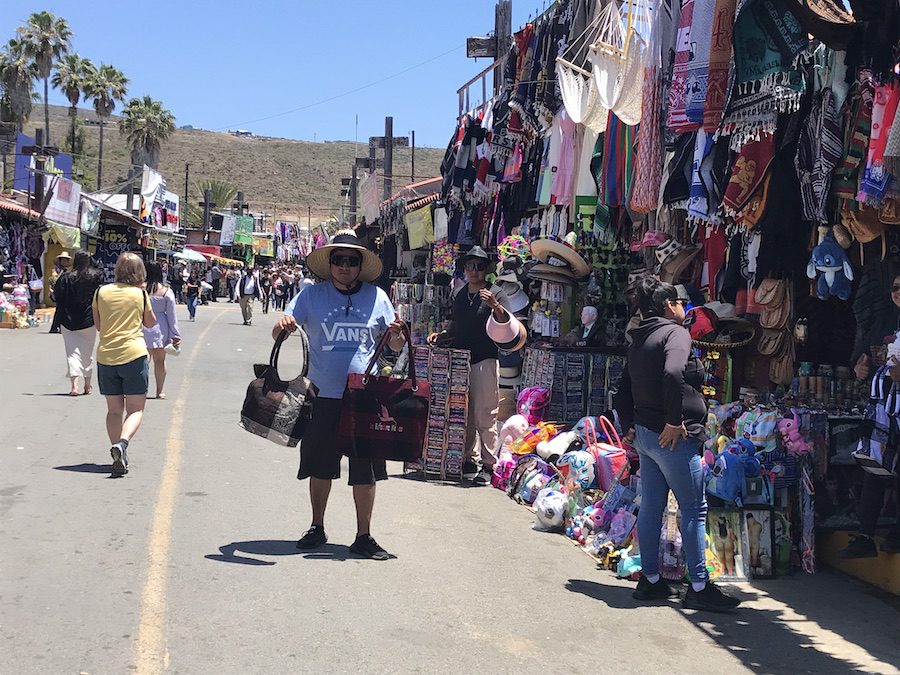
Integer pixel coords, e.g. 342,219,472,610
611,0,653,126
589,1,627,110
556,3,610,133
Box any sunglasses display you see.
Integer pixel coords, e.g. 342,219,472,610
330,255,361,268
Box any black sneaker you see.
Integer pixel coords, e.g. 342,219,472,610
296,525,327,550
840,534,879,559
110,444,128,477
462,461,479,480
472,467,493,485
349,534,390,560
683,582,741,612
632,574,676,601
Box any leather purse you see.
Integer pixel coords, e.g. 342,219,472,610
336,325,431,463
239,328,318,447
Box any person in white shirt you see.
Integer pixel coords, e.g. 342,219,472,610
237,267,260,325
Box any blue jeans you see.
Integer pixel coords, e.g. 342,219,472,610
634,425,708,583
187,296,198,319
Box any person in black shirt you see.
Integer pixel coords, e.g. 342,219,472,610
429,246,505,483
53,249,104,395
614,278,740,613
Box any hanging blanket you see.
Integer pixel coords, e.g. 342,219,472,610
684,0,716,124
720,0,808,150
833,68,875,207
600,111,638,207
667,0,697,132
631,63,664,213
795,87,843,223
858,83,900,205
702,0,738,130
722,132,776,214
886,102,900,179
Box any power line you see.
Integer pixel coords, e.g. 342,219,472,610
212,43,464,132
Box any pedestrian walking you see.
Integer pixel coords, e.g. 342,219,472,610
171,262,185,303
53,249,103,395
260,270,272,314
275,231,405,560
272,273,285,311
142,260,182,400
48,251,72,333
226,266,238,302
92,252,157,477
185,273,200,321
237,266,260,325
427,246,502,484
614,278,740,612
210,262,222,302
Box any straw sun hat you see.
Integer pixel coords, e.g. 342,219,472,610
306,231,383,283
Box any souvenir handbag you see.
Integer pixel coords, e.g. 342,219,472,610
336,324,430,463
659,492,686,581
240,328,318,447
583,416,629,491
27,268,43,292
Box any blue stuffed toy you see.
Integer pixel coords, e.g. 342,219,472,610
807,234,853,301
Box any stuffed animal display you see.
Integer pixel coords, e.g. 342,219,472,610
806,234,853,301
777,410,813,456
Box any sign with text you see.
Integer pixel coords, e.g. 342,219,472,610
94,222,136,282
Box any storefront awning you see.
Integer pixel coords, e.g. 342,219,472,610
0,196,40,220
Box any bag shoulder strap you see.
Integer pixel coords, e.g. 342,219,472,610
270,327,311,379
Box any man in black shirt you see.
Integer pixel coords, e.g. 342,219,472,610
429,246,505,483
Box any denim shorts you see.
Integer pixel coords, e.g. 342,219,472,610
97,356,149,396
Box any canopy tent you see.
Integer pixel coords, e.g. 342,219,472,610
173,249,207,263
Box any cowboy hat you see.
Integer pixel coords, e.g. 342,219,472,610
306,231,383,283
486,310,528,352
527,263,577,285
530,237,591,279
655,238,703,283
491,283,530,314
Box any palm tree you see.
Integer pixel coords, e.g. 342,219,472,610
18,11,72,145
0,39,37,189
118,95,175,170
86,63,128,189
52,53,95,155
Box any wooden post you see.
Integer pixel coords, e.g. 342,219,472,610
32,128,45,214
383,116,393,201
494,0,513,94
350,162,358,226
410,130,416,184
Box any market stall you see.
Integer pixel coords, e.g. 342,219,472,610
391,0,900,588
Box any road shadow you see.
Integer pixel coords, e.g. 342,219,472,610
21,392,81,397
566,578,660,611
205,539,304,566
53,463,112,474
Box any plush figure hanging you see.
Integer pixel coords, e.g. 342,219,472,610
806,234,854,300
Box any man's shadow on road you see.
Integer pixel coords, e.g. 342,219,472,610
205,540,352,566
53,463,113,474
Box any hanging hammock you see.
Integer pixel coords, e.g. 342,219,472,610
556,4,610,132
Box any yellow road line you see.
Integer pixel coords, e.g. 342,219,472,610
133,309,226,674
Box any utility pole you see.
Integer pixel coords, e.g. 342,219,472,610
125,165,137,215
183,162,190,228
410,130,416,183
349,163,358,226
21,128,58,214
199,189,215,244
384,116,393,200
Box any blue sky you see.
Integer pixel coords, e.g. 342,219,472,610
2,1,548,148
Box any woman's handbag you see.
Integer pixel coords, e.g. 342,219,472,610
336,324,430,462
28,268,43,293
239,328,318,447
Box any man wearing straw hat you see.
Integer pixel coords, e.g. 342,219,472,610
275,231,405,560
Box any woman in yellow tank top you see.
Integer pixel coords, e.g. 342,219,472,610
92,252,157,477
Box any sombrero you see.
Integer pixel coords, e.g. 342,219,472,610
687,305,756,349
306,231,383,283
527,263,577,285
530,237,591,279
486,310,528,352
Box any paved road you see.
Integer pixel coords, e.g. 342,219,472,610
2,301,899,674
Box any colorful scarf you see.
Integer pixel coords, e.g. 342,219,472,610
886,103,900,179
631,63,664,213
688,131,721,223
795,87,842,223
667,0,697,132
600,111,637,207
685,0,716,124
702,0,738,130
858,83,900,205
833,68,875,206
723,132,776,214
720,0,807,149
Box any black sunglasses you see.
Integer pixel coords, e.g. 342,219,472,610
892,284,900,293
330,255,361,268
465,261,488,272
671,298,688,307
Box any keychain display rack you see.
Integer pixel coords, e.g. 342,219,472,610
522,348,627,422
392,282,454,346
406,346,470,480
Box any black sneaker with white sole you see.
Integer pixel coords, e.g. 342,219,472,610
349,534,390,560
296,525,327,550
682,582,741,612
632,574,676,601
472,467,494,485
462,461,479,481
110,445,128,477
